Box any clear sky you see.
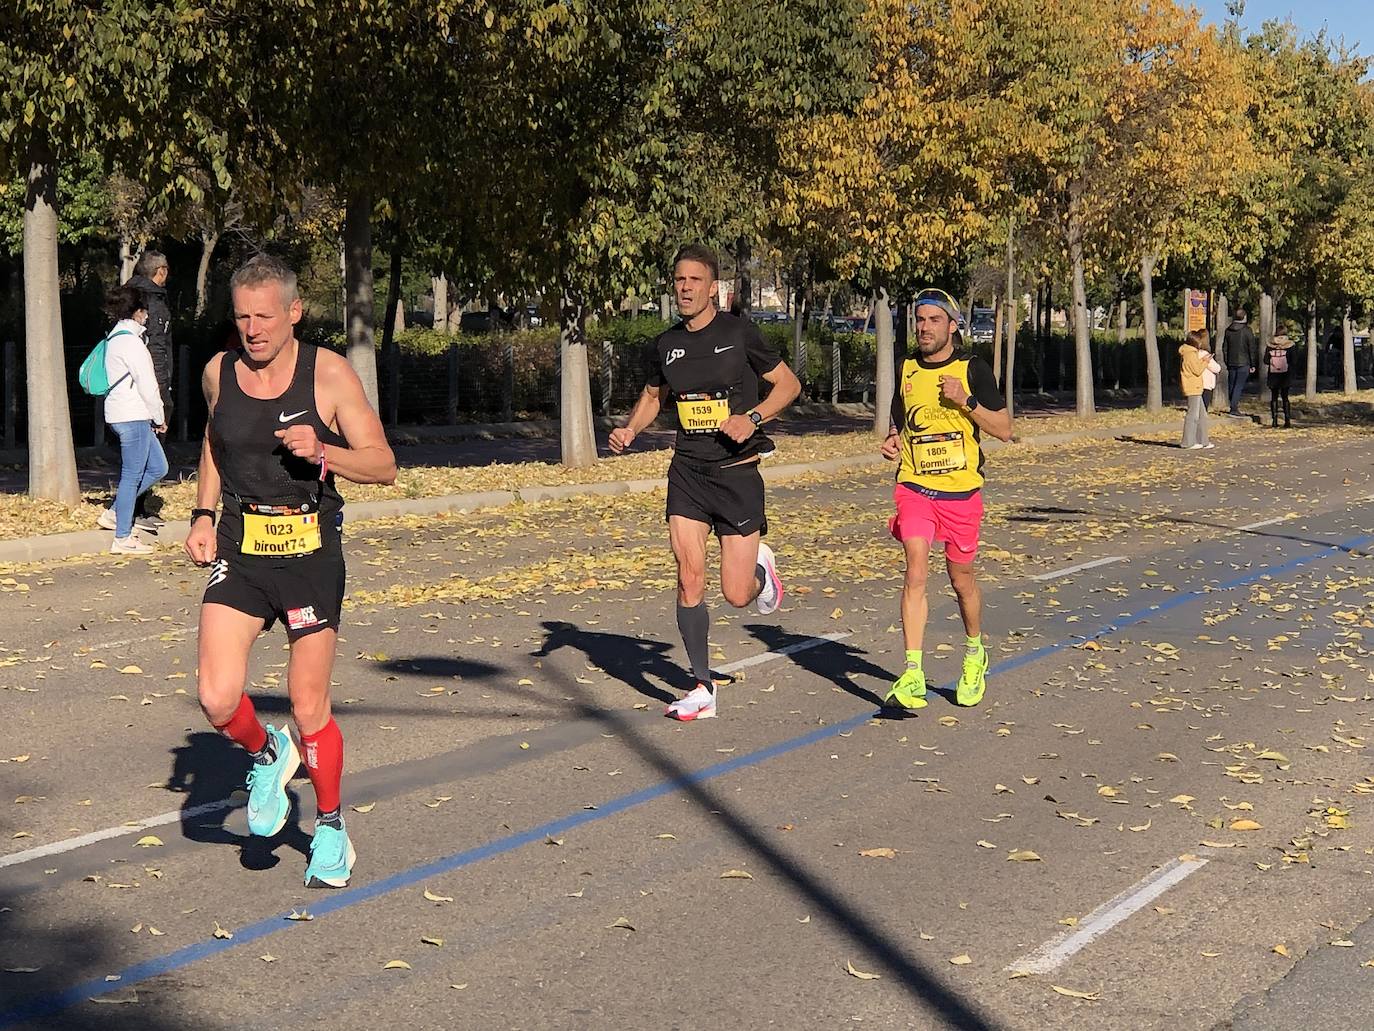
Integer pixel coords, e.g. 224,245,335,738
1194,0,1374,51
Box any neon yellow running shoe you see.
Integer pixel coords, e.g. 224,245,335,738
956,647,988,706
884,666,927,711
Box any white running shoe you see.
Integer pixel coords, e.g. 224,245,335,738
1200,443,1216,450
110,534,156,555
665,685,717,721
97,507,117,530
755,541,783,615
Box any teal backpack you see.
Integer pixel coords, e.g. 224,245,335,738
77,328,134,396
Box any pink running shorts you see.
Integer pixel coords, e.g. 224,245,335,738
888,485,984,563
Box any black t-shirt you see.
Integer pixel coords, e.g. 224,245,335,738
645,312,782,463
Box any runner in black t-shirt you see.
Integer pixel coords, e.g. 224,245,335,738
610,244,801,721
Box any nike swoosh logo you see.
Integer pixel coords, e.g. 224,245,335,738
714,346,734,353
279,410,308,423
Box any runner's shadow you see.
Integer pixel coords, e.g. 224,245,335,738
166,732,310,870
533,621,680,704
741,624,887,707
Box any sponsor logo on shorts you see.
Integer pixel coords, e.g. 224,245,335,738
665,347,686,366
206,559,229,589
286,605,323,631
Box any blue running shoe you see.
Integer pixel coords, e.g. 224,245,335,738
305,821,356,888
245,725,299,837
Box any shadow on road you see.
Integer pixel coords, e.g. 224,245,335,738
532,620,681,704
742,623,889,707
167,732,310,870
484,655,1004,1031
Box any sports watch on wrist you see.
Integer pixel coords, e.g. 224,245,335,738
965,395,979,412
748,410,763,428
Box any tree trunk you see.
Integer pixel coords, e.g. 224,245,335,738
343,185,379,411
432,273,451,336
1211,293,1229,412
195,228,219,319
872,289,895,437
1305,296,1318,400
992,295,1003,376
1343,304,1357,394
1140,254,1162,413
1002,227,1017,393
118,234,137,284
23,137,80,504
559,290,597,468
380,236,404,425
1258,290,1273,398
660,292,671,323
736,236,752,316
792,276,810,391
1068,195,1095,416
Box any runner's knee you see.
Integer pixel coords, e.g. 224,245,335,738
721,579,754,608
197,676,243,725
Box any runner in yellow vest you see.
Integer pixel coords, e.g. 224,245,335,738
880,288,1013,711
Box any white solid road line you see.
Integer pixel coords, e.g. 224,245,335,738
1007,854,1210,975
1238,515,1289,531
717,632,850,672
0,632,850,872
1030,556,1127,582
0,799,233,872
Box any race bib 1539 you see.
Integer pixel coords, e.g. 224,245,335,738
676,391,731,434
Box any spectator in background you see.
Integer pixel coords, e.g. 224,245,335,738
127,251,174,418
1179,328,1214,450
97,284,168,555
1201,344,1221,410
1265,329,1294,429
1223,308,1258,417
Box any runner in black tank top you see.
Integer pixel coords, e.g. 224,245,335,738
184,255,396,891
211,343,348,556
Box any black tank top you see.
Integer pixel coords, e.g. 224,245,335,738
210,343,347,550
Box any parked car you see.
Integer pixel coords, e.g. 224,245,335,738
969,306,995,345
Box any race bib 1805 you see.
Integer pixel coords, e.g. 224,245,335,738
676,391,731,434
911,431,968,477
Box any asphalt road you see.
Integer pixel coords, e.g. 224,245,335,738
1,423,1373,1030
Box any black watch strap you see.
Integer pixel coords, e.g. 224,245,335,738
748,410,763,427
191,508,217,526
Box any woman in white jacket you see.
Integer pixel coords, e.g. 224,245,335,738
100,284,169,554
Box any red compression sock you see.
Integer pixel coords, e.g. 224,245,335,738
299,718,344,815
213,693,268,755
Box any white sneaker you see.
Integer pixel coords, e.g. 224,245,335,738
97,507,117,530
755,541,784,615
110,534,156,555
1200,443,1216,450
1186,443,1206,450
665,685,717,721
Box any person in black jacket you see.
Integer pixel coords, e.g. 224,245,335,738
1223,309,1258,417
127,251,173,421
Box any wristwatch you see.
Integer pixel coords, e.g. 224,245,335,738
748,410,763,428
966,395,979,412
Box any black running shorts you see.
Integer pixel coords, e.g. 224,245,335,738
666,458,767,537
202,547,346,640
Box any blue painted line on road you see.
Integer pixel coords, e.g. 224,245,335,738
3,529,1370,1026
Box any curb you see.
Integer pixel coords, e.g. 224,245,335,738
0,420,1182,566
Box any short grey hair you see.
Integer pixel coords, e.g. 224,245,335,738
230,253,299,305
134,250,168,278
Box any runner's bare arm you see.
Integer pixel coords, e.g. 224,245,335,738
968,404,1012,442
750,362,802,422
307,351,397,485
609,383,667,453
185,356,224,565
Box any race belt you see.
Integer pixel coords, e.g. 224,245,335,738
240,503,321,557
676,391,731,434
910,431,968,477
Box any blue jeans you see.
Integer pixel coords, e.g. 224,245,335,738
1227,364,1249,413
110,421,168,537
